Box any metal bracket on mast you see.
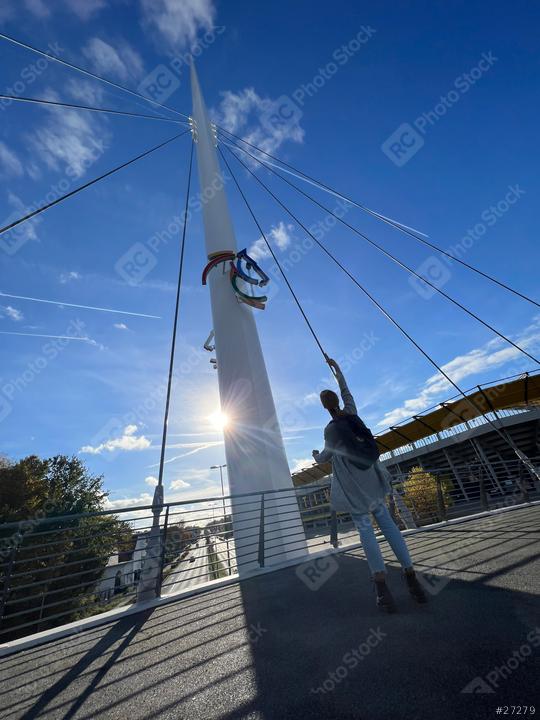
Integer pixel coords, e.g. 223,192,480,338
210,122,219,147
188,116,198,143
204,330,215,352
204,330,218,369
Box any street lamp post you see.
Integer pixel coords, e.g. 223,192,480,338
210,464,232,575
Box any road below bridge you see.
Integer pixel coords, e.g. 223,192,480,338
160,543,209,595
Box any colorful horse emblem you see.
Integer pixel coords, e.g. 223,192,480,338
202,248,270,310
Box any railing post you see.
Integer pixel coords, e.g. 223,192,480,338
330,510,338,548
156,504,170,598
516,464,530,504
478,470,489,511
137,486,164,603
257,494,265,568
435,475,447,521
0,543,17,630
388,493,399,525
392,488,417,530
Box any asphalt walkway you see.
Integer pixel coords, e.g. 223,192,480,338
2,505,539,720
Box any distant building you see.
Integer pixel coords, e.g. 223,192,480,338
380,406,540,499
97,533,147,603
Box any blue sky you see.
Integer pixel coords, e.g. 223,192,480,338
0,0,539,508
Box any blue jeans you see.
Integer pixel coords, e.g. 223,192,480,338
351,503,412,575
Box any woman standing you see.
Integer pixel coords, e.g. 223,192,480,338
312,357,427,612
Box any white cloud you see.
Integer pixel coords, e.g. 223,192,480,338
80,424,151,454
0,305,23,322
4,192,39,247
0,3,15,22
59,271,81,284
291,457,314,473
3,0,106,22
65,79,105,107
139,0,216,53
26,163,42,181
145,475,158,486
249,221,295,260
213,87,304,160
24,0,49,17
170,478,191,489
82,37,145,83
105,492,154,510
65,0,106,20
113,322,128,330
26,88,108,179
0,142,24,178
377,316,540,429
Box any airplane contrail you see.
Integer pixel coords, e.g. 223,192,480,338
0,331,93,341
0,292,161,319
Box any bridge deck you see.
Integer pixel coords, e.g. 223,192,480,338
2,505,539,720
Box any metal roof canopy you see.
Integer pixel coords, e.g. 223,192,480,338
292,370,540,486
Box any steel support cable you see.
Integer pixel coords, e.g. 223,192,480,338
0,31,189,120
0,93,188,124
157,141,195,488
217,127,540,309
0,130,190,237
224,144,540,478
217,145,328,362
226,141,539,366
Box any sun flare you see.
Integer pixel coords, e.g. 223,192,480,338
209,410,230,431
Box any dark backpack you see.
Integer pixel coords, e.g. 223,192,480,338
331,413,380,470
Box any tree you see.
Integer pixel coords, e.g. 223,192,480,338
0,455,131,640
399,466,453,524
0,454,110,521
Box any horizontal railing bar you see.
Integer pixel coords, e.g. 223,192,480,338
8,541,147,565
5,517,157,542
3,569,129,604
0,589,138,636
0,483,341,531
263,528,308,551
7,554,104,580
3,573,139,614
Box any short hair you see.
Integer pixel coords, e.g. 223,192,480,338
320,389,339,410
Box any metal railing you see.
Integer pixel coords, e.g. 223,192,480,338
1,457,538,643
379,406,537,461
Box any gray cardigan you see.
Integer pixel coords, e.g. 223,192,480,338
313,369,391,514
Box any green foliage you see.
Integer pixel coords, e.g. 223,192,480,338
0,454,109,522
399,466,453,523
0,455,131,640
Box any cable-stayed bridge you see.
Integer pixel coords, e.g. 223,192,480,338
1,29,539,720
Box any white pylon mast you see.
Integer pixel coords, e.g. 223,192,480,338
190,63,306,570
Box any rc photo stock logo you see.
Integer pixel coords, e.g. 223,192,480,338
138,65,180,104
461,627,540,694
408,255,452,300
295,554,339,591
260,25,376,136
137,26,226,104
0,212,39,256
0,393,12,423
260,95,304,137
381,51,498,167
115,242,157,285
408,183,525,299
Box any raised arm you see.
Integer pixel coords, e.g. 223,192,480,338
327,358,357,415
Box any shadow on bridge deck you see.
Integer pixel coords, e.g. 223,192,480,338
1,505,539,720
